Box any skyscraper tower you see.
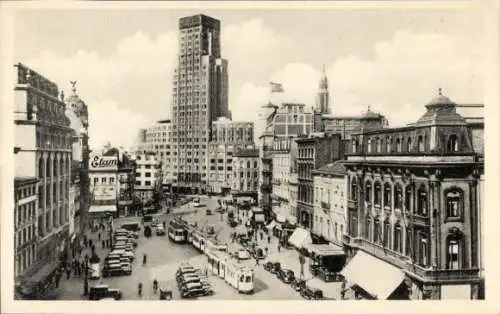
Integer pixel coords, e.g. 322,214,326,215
171,14,229,194
315,65,331,114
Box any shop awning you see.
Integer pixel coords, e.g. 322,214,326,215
441,285,471,300
306,277,343,300
288,227,312,248
307,243,345,257
266,221,276,229
340,251,405,299
89,205,117,213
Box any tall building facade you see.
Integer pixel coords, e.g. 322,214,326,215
341,92,484,300
14,63,73,299
231,147,259,200
64,82,90,256
207,118,254,194
171,14,229,193
132,152,162,204
321,108,388,140
88,151,118,217
144,119,174,185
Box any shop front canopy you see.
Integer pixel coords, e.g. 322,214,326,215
89,205,117,213
307,243,345,257
288,227,312,249
340,251,405,300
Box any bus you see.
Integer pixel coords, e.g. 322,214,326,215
206,249,254,294
168,220,186,243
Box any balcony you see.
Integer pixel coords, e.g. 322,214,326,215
348,199,357,209
406,264,480,282
321,201,330,210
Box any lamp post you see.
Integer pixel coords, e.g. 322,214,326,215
83,255,89,296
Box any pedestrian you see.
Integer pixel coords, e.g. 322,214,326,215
143,253,147,266
138,282,143,297
267,235,271,244
98,233,101,241
278,244,281,252
265,247,268,255
66,267,71,280
102,240,105,249
89,239,93,248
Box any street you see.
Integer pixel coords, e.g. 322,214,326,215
57,196,319,300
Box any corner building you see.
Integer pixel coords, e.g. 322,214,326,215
171,14,229,194
341,92,484,300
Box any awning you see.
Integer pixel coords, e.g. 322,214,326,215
288,227,312,248
266,221,276,229
89,205,117,213
276,214,286,223
286,216,297,225
251,207,263,213
307,243,345,257
306,277,343,300
441,285,471,300
340,251,405,299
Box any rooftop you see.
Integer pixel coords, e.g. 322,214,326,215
314,160,346,176
14,177,38,186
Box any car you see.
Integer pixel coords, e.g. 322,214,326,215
236,249,251,260
205,209,212,215
300,287,324,300
177,274,200,285
156,225,166,236
180,281,203,293
263,261,274,272
176,270,199,282
176,266,197,277
121,262,132,275
253,247,265,260
102,263,124,277
181,287,213,298
192,201,203,208
107,288,123,300
291,279,306,292
88,285,123,301
270,262,281,274
179,279,202,291
277,269,295,284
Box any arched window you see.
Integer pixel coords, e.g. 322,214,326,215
365,217,371,240
396,138,402,152
374,219,380,244
38,158,43,178
447,135,459,153
352,139,357,153
446,189,463,219
418,135,425,152
446,233,463,270
405,229,412,257
53,159,57,176
383,220,391,248
407,137,412,152
386,137,392,153
417,185,428,215
376,138,381,153
395,184,403,210
365,181,372,203
404,185,412,212
367,138,372,153
374,181,382,206
350,178,358,201
393,224,402,253
383,183,392,208
59,159,64,176
45,158,51,178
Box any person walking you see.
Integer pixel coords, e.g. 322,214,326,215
153,278,158,294
98,232,101,241
66,266,71,280
143,253,147,266
102,239,105,249
267,235,271,244
138,282,143,297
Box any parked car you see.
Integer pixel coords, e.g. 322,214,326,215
88,284,122,300
156,225,166,236
270,262,281,274
291,279,306,292
277,269,295,284
102,263,124,277
300,287,324,300
206,209,212,215
263,262,274,272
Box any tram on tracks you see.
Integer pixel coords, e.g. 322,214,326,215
206,249,254,294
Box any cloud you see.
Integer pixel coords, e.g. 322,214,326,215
232,30,483,133
87,100,150,150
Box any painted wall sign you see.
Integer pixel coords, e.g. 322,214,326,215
89,154,118,171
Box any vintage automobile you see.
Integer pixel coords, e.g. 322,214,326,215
159,287,173,300
206,209,212,215
180,283,214,298
300,287,324,300
270,262,281,274
156,225,166,236
277,269,295,284
263,261,274,272
88,284,123,301
290,278,306,292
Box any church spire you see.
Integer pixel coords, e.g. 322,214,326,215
316,65,330,114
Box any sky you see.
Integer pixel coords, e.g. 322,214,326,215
12,4,485,150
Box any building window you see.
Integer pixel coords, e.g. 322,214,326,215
446,189,462,219
446,235,462,270
350,179,358,201
383,183,391,208
417,185,428,215
418,135,425,152
405,229,412,257
394,225,402,253
407,137,412,152
386,137,392,153
145,172,151,178
365,181,372,203
102,177,107,183
394,184,403,210
367,138,372,153
374,219,380,244
404,185,412,212
110,177,114,184
396,138,402,152
374,181,381,207
419,234,428,267
352,139,357,153
447,135,459,152
365,218,371,241
383,220,391,247
376,138,381,153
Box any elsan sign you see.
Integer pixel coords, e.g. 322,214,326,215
89,154,118,171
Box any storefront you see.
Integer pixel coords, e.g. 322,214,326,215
340,250,409,300
288,227,312,250
307,243,346,277
88,204,118,219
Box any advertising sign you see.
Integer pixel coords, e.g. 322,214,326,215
93,185,117,201
89,153,118,171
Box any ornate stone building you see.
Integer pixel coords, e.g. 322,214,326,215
231,147,259,201
14,63,73,298
341,91,484,300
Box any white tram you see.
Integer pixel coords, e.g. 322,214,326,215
167,220,186,243
191,231,207,252
206,249,254,294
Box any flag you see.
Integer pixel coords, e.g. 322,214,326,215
270,82,284,93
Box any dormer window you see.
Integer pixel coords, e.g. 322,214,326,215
447,135,459,153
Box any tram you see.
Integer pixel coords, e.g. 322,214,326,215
191,230,207,252
206,249,254,294
167,220,186,243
